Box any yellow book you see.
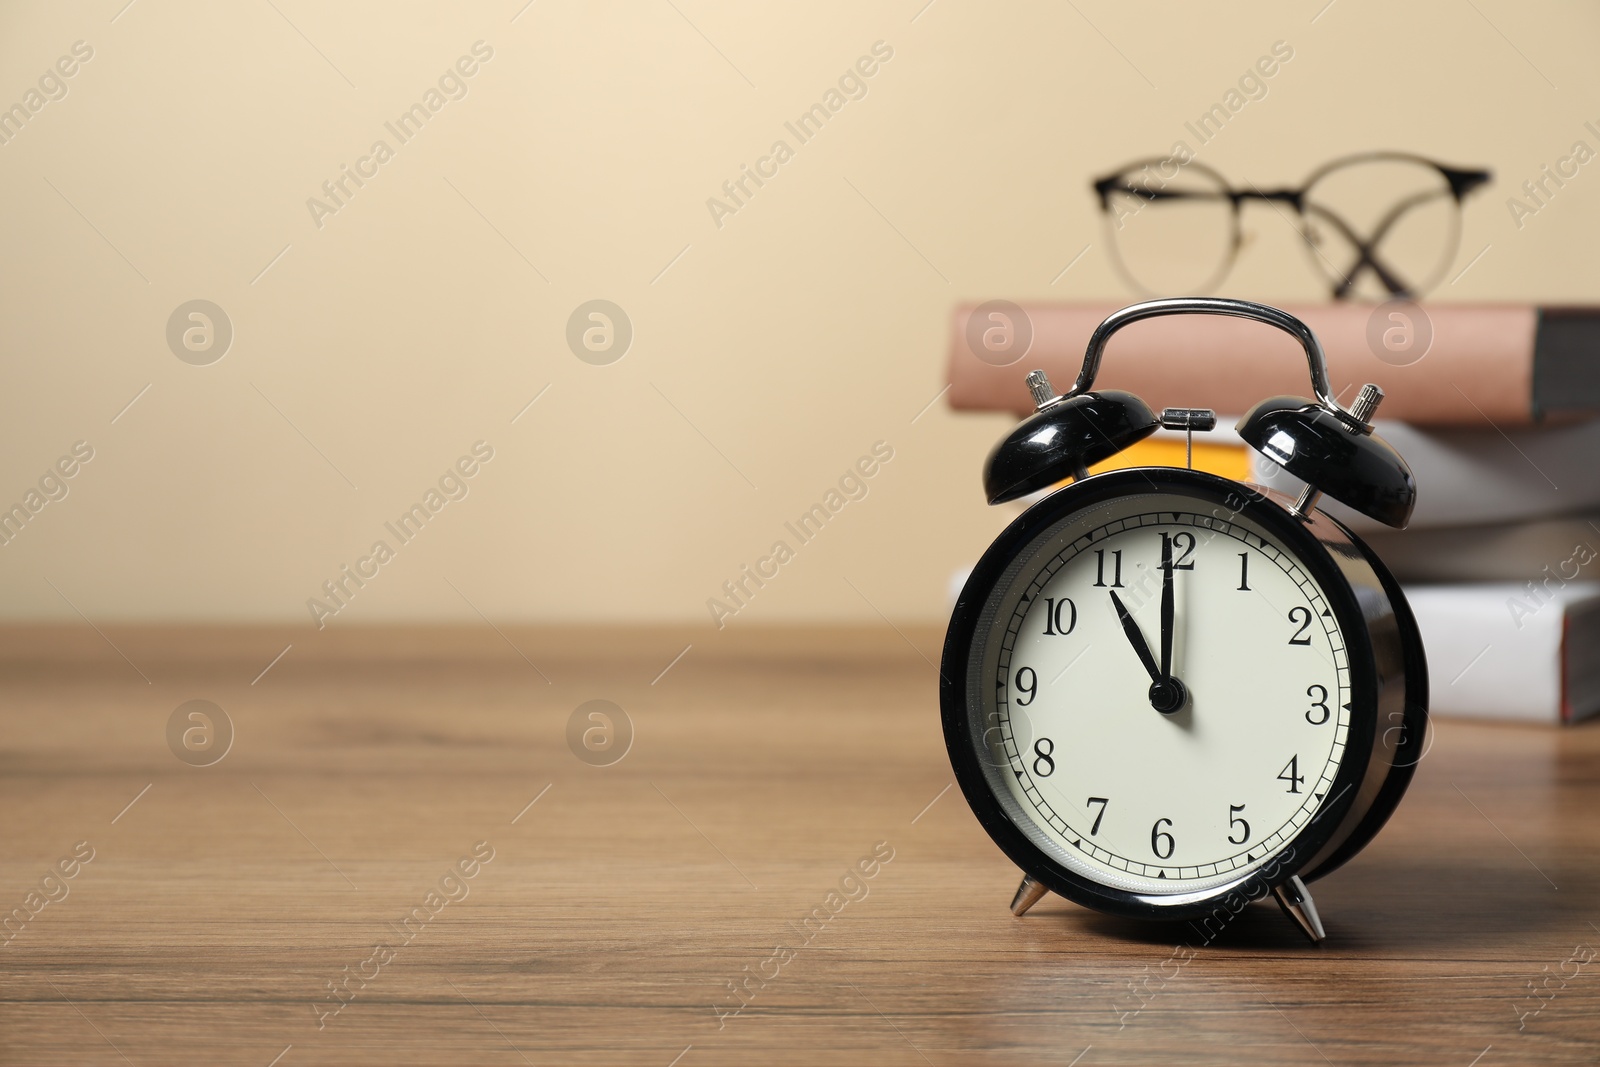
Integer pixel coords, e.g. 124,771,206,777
1088,437,1252,481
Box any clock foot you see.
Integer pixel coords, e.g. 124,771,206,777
1010,874,1049,916
1272,875,1326,944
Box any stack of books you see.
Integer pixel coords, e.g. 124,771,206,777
946,302,1600,724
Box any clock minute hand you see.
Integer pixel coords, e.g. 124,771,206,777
1109,590,1161,684
1159,535,1175,682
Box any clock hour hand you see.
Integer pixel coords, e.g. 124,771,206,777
1109,590,1160,683
1110,589,1188,715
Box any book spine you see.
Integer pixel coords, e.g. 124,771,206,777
1533,308,1600,421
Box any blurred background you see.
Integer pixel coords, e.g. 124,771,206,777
0,0,1595,629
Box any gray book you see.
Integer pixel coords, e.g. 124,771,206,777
1362,514,1600,583
1253,419,1600,532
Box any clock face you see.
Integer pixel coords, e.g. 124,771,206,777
976,487,1352,897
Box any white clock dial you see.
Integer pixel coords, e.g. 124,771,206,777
987,493,1350,895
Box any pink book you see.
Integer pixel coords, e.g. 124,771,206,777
947,302,1600,426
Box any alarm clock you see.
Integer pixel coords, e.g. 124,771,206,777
940,297,1428,943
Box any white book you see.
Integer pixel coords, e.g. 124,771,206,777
1405,581,1600,724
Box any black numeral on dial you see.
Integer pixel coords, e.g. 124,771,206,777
1014,667,1036,706
1306,684,1330,724
1093,548,1124,588
1278,754,1305,793
1041,596,1077,635
1150,817,1175,859
1237,552,1250,591
1287,605,1313,645
1228,803,1251,845
1032,738,1055,777
1161,531,1196,570
1086,796,1108,835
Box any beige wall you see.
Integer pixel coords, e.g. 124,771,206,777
0,0,1596,628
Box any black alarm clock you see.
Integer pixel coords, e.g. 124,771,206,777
941,297,1428,943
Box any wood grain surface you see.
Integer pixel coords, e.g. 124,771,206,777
1,625,1597,1065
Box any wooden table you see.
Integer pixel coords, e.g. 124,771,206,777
2,625,1597,1065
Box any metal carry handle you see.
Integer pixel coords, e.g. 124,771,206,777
1060,297,1352,423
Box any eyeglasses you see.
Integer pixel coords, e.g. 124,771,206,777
1091,152,1492,300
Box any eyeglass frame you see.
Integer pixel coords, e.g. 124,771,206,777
1091,151,1492,301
